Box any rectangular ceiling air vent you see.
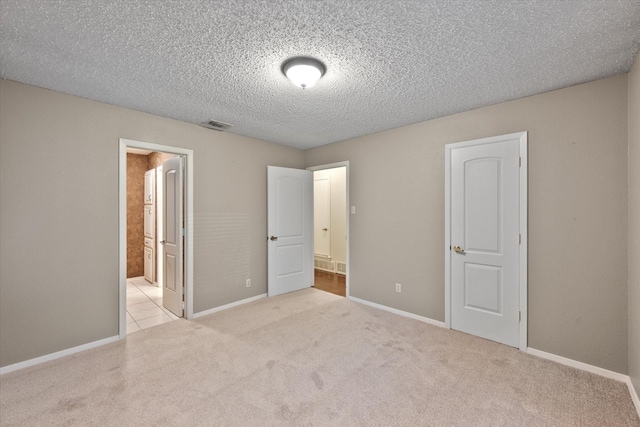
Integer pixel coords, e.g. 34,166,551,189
200,120,233,131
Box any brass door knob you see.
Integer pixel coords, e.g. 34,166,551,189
270,236,278,241
322,228,328,231
453,245,464,253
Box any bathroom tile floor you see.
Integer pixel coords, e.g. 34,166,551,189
127,276,179,334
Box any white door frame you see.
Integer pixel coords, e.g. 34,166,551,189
307,161,350,298
444,132,527,351
118,138,194,339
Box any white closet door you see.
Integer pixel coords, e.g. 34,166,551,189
143,205,155,239
144,169,155,205
144,246,154,283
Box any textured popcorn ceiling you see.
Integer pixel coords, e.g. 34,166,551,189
1,1,639,149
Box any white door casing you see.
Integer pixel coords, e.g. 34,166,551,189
314,176,331,257
155,166,164,289
445,132,527,350
268,166,313,297
162,156,184,317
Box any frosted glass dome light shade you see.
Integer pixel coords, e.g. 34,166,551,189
283,57,325,89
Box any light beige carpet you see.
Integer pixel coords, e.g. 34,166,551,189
1,288,638,426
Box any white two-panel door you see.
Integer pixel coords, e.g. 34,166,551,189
447,132,527,349
162,156,184,317
267,166,313,297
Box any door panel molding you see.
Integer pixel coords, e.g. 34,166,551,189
162,156,183,317
118,138,194,339
267,166,313,297
445,132,527,351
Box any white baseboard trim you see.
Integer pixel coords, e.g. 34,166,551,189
348,296,446,328
0,335,120,375
527,347,627,382
628,379,640,419
527,347,640,417
193,293,267,319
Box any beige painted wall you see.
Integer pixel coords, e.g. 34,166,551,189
305,75,629,374
628,53,640,398
0,79,304,368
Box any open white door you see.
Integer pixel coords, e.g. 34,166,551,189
162,156,184,317
446,132,527,349
268,166,313,297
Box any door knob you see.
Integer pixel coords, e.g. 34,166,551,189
270,236,278,241
322,228,328,231
160,240,166,244
453,245,464,253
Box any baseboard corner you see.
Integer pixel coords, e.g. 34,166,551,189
626,377,640,419
193,293,267,319
347,296,446,328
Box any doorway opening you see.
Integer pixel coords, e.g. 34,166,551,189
118,139,194,339
308,162,350,298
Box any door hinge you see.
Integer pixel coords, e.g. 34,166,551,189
519,234,521,244
519,311,521,322
519,157,522,167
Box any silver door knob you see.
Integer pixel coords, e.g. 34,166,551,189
453,245,464,253
270,236,278,241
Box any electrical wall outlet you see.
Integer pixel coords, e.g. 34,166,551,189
246,279,251,288
395,283,401,293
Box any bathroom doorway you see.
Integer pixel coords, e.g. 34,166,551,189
118,138,194,338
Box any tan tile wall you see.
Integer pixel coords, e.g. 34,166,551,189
147,151,176,169
126,153,147,278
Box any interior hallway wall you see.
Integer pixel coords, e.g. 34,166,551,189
0,79,304,368
314,167,347,265
126,153,147,278
305,75,629,374
628,53,640,398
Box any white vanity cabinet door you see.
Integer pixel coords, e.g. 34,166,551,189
144,169,155,205
144,245,155,283
144,205,155,239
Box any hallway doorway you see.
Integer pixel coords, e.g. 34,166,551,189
308,162,350,298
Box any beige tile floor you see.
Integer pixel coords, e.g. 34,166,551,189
127,276,179,334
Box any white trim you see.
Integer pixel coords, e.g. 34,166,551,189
0,336,119,375
629,379,640,418
119,138,195,341
444,146,452,328
527,347,640,418
444,131,528,351
307,161,350,298
518,135,528,352
349,296,446,328
192,293,268,319
527,347,628,382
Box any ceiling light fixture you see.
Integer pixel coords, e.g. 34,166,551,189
282,57,325,89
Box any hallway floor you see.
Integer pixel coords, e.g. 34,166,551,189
127,276,179,334
313,269,346,297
